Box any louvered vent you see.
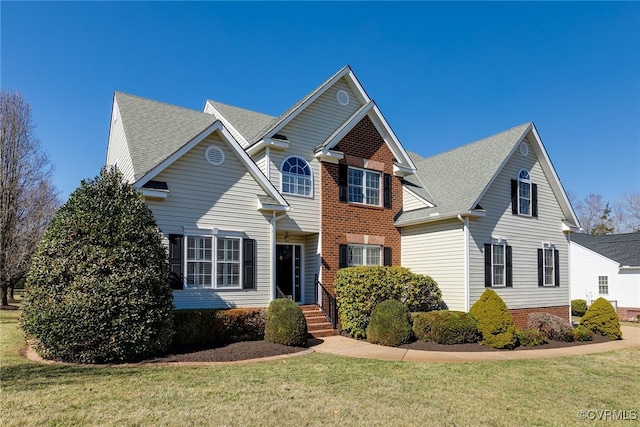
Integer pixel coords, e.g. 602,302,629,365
205,146,225,166
336,89,350,106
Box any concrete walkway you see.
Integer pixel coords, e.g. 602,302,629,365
310,325,640,363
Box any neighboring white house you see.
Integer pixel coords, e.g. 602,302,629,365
570,233,640,320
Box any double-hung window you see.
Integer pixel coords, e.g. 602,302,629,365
484,242,512,287
598,276,608,295
348,244,381,266
348,167,381,206
184,233,249,290
537,244,560,287
511,170,538,217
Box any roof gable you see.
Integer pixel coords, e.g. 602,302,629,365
572,233,640,267
204,100,276,146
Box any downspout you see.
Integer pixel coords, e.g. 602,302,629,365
458,214,470,312
270,211,287,301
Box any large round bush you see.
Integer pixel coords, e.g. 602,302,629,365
580,297,622,340
366,299,412,347
335,266,441,339
264,298,307,347
20,168,174,363
469,289,517,349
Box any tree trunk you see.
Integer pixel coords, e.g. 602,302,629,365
1,285,8,306
8,285,15,302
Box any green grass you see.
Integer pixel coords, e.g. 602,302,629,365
2,308,639,426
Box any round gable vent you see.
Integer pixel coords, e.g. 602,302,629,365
520,142,529,157
336,89,350,106
205,146,225,166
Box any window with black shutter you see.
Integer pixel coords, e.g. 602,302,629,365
384,173,392,208
168,234,184,290
243,239,256,290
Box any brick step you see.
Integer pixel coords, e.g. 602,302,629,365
305,315,332,324
300,304,339,339
309,328,340,338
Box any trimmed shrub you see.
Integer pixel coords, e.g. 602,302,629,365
572,325,594,342
526,312,574,342
412,311,480,344
173,308,266,347
366,299,412,347
20,168,174,363
264,299,307,347
335,266,441,339
516,329,548,347
571,299,588,317
469,289,517,349
580,297,622,340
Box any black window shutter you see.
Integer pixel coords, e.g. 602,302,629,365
532,183,538,218
339,244,348,268
339,164,348,202
537,248,544,287
384,173,392,208
511,179,518,215
168,234,184,290
484,244,492,287
554,249,560,287
506,245,513,287
383,246,392,266
243,239,255,290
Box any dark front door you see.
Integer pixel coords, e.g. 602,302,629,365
276,244,301,302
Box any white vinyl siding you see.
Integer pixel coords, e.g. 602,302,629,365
105,99,135,183
570,243,640,310
468,142,570,309
266,78,361,234
402,219,466,311
403,187,430,211
145,132,272,309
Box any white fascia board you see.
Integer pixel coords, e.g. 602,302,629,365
471,123,532,211
369,105,417,172
246,137,290,156
393,163,415,177
257,198,291,212
105,94,118,164
203,101,250,147
529,123,581,228
395,210,484,228
403,186,435,208
140,188,169,199
314,150,344,164
318,101,374,153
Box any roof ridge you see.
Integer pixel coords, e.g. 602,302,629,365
205,99,277,120
115,91,210,117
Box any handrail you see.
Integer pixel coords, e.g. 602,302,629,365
276,286,289,299
315,275,338,329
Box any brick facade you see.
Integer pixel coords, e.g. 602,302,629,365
509,306,571,329
616,307,640,321
320,116,402,293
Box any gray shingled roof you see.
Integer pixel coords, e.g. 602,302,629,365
206,100,277,142
116,92,216,180
396,123,532,226
572,233,640,267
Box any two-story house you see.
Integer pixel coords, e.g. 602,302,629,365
106,66,579,330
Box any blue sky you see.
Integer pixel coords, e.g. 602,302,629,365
2,1,639,206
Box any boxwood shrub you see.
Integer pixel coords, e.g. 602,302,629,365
412,310,480,344
20,168,174,364
572,325,594,342
516,329,548,347
366,299,412,347
571,299,588,317
469,289,517,349
264,299,307,347
173,308,266,347
580,297,622,340
335,266,441,339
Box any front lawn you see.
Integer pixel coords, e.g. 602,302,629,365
2,309,639,426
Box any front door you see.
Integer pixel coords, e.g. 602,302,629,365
276,244,302,302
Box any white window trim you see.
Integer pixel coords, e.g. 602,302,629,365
542,242,556,286
517,169,532,217
598,275,609,295
348,244,382,266
183,228,245,290
347,166,382,207
280,155,314,198
491,243,506,287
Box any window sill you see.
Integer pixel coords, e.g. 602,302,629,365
346,202,385,211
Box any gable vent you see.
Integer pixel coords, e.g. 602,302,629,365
336,89,350,106
205,146,225,166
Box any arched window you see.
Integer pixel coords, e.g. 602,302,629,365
518,169,531,215
281,156,312,196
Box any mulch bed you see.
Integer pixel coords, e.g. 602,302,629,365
400,333,610,352
148,341,309,363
